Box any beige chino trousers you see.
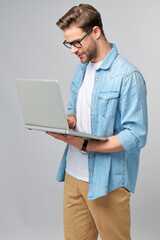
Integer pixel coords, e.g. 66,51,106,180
63,173,131,240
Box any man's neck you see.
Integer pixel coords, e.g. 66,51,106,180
91,38,112,63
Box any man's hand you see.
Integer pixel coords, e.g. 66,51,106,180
46,132,84,150
67,114,76,129
46,113,84,151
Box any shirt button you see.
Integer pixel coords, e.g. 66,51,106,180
90,173,93,176
96,78,98,81
91,116,94,119
89,155,92,158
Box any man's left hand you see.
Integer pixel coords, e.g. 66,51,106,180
46,132,84,150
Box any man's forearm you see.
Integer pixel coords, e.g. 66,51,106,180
86,135,125,153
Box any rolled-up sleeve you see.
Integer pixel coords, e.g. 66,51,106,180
67,80,77,116
66,67,79,117
118,71,148,153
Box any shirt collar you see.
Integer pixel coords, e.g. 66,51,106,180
78,43,118,71
99,43,118,70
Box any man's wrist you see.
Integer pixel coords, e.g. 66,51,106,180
81,139,88,153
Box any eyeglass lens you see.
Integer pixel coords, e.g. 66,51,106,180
64,41,82,49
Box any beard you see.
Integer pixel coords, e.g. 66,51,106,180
78,40,97,63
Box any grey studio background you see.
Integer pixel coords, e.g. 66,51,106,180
0,0,159,239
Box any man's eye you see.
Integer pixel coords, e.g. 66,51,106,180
72,41,79,44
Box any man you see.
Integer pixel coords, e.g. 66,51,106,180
46,4,148,240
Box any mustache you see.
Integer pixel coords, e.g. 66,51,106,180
76,52,84,55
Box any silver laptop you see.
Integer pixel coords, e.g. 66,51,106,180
16,79,106,140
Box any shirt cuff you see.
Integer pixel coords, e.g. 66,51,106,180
67,109,76,117
118,130,138,153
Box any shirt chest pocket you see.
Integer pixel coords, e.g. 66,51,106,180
98,91,119,119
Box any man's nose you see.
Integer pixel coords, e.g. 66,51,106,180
71,45,78,54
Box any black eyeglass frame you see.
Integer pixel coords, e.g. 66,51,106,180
63,27,93,49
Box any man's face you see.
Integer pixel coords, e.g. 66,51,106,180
63,25,97,63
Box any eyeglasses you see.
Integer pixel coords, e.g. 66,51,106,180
63,27,93,49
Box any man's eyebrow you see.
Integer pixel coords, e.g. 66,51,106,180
66,38,81,43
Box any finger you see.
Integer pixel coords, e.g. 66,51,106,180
46,132,62,138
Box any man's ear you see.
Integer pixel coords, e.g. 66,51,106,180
92,26,101,39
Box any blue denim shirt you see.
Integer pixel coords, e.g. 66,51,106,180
56,43,148,200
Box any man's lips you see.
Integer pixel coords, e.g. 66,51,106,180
77,53,84,58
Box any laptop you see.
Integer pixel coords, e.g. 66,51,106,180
16,79,106,140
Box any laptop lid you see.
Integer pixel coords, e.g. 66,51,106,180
16,79,69,130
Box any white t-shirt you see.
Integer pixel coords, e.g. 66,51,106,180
66,61,102,182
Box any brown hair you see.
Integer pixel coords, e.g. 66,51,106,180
56,4,105,36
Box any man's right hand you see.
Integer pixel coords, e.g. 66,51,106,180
67,114,76,129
